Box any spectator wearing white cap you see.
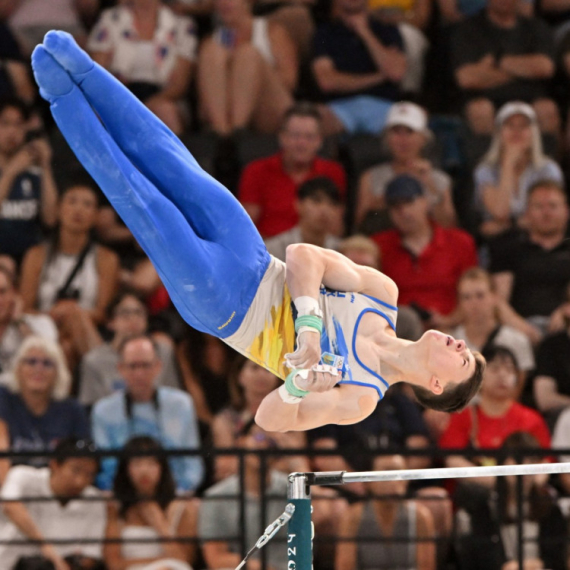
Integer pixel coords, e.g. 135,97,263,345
356,101,456,235
474,101,564,239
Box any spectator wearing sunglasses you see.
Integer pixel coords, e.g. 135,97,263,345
0,336,90,483
92,334,203,493
199,418,289,570
0,438,105,570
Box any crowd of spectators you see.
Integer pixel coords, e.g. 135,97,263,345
3,0,570,568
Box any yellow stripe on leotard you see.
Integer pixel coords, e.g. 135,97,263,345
246,285,296,380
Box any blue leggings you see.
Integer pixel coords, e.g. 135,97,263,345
32,32,270,337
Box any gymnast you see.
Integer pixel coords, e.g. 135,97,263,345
31,31,485,433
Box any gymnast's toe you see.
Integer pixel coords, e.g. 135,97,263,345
31,46,74,102
42,30,93,78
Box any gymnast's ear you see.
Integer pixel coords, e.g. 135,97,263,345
428,375,444,395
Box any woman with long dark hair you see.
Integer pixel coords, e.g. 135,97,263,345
105,436,197,570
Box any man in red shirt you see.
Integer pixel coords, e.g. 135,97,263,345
373,175,477,325
239,102,346,238
439,345,550,485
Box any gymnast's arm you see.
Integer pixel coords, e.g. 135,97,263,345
255,383,378,432
285,243,398,303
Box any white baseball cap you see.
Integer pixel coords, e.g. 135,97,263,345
495,101,537,126
384,101,429,133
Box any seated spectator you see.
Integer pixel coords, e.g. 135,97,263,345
0,265,58,381
312,0,407,135
0,97,58,265
0,437,106,570
239,103,346,238
450,0,558,136
337,234,423,340
88,0,197,135
437,0,532,24
440,346,550,487
373,175,478,329
212,355,307,480
474,102,563,238
105,436,198,570
20,181,119,368
92,334,204,493
0,336,90,482
197,0,297,136
335,454,435,570
177,328,233,428
455,432,567,570
0,20,35,103
265,177,342,261
79,290,181,407
534,286,570,420
356,101,456,234
199,419,289,570
451,267,535,384
490,179,570,343
6,0,99,55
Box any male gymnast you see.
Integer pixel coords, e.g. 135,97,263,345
31,32,484,433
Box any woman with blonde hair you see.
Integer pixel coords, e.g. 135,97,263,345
0,335,90,483
474,102,563,238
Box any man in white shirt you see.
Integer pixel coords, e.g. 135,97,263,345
0,438,106,570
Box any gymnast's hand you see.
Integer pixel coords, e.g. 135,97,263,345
295,364,339,393
285,329,322,369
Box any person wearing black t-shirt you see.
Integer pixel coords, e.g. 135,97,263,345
450,0,559,135
490,180,570,345
312,0,407,135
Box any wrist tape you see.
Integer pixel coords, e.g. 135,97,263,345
295,315,323,335
294,296,323,318
284,369,310,397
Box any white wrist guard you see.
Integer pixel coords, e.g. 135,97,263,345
278,384,304,404
294,296,323,318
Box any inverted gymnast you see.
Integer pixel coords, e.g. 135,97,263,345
31,31,484,432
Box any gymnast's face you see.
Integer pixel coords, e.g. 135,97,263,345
421,330,475,391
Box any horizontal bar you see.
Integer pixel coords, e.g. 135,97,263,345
310,461,570,485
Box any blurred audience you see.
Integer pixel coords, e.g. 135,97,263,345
357,102,456,234
88,0,197,135
91,334,203,493
474,102,563,238
451,267,535,383
199,419,289,570
312,0,406,135
197,0,297,135
440,346,550,487
489,179,570,343
177,328,233,428
335,454,436,570
79,290,181,407
455,432,566,570
0,265,58,381
20,181,119,368
0,336,90,482
0,20,35,103
0,437,105,570
212,355,307,481
6,0,100,55
0,97,58,265
105,436,198,570
265,177,342,261
450,0,558,135
534,287,570,420
239,103,346,238
373,174,477,329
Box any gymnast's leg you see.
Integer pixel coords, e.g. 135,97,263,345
31,46,264,337
39,31,262,260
